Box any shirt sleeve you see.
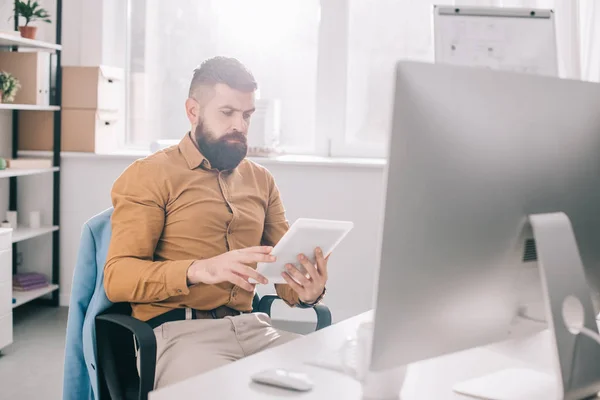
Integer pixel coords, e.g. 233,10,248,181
103,160,195,304
261,171,301,307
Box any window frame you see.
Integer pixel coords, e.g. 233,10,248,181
317,0,389,158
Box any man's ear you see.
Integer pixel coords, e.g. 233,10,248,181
185,98,199,125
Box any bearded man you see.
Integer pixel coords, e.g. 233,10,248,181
104,56,328,389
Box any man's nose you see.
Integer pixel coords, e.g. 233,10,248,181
231,115,246,133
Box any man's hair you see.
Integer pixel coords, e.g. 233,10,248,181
188,56,257,98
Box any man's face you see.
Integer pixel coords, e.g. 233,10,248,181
192,83,256,171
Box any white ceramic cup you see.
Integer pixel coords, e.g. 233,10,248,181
5,211,17,229
29,211,41,229
340,321,407,399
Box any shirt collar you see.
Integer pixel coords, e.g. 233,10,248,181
179,132,211,170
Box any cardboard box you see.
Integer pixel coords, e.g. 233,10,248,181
0,52,51,105
18,110,120,153
62,109,119,152
62,66,124,111
18,111,53,151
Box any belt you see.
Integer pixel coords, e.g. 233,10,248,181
146,305,243,329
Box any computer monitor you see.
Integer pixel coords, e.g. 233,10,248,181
371,60,600,398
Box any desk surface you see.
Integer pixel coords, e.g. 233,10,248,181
148,311,594,400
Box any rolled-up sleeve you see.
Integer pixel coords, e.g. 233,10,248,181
104,160,195,303
261,172,300,307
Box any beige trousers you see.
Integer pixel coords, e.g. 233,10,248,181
141,312,301,390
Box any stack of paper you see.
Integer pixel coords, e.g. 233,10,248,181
6,159,53,169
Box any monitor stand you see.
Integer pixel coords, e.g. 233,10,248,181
453,212,600,400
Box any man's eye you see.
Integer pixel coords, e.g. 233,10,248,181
222,110,233,117
243,113,251,120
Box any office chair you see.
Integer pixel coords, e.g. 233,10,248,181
95,293,332,400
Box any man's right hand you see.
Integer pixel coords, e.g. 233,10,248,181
186,246,274,291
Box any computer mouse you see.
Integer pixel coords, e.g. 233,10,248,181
251,368,314,392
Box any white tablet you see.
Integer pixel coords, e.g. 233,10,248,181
253,218,354,284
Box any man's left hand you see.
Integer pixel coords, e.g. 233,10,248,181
281,247,327,304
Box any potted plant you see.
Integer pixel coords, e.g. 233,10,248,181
0,72,21,103
14,0,51,40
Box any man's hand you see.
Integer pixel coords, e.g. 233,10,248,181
282,247,328,304
187,246,274,291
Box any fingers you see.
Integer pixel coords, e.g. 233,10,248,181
238,246,273,254
297,253,319,282
315,247,328,280
284,264,311,287
238,252,277,264
231,263,269,284
227,272,255,292
282,271,304,293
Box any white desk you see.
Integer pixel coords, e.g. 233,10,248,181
149,311,598,399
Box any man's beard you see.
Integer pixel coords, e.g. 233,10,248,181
193,122,248,171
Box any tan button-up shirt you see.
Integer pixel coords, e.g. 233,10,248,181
104,133,300,321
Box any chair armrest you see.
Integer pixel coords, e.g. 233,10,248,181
96,313,156,400
312,304,333,331
257,295,332,331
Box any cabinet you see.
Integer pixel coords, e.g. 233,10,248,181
0,229,13,351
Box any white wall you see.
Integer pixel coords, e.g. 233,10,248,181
14,156,386,323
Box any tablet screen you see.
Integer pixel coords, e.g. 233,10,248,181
255,218,353,284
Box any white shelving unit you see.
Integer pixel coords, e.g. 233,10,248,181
0,32,62,51
11,226,59,243
12,284,59,308
0,2,63,328
0,167,59,179
0,104,60,111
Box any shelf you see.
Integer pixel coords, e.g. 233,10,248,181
0,104,60,111
0,32,61,51
0,167,58,179
11,226,59,243
12,284,59,308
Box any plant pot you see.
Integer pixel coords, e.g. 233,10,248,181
19,26,37,40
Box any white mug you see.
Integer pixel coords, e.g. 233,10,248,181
340,321,407,399
29,211,41,229
5,211,17,229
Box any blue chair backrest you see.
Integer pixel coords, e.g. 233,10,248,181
64,206,264,400
63,207,114,400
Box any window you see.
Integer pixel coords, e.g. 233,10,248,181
338,0,455,157
126,0,320,151
125,0,600,157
